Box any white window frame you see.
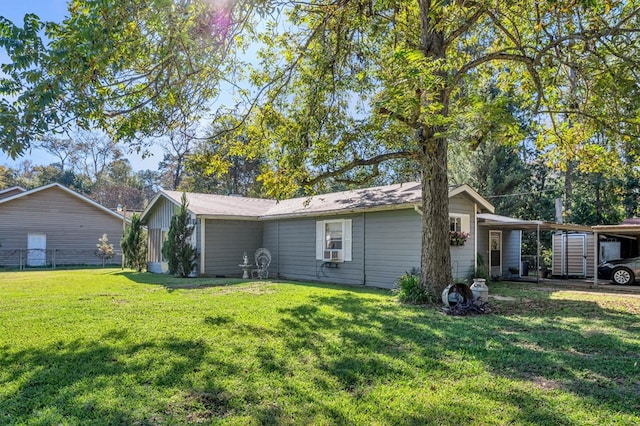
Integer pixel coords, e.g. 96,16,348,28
316,219,352,262
449,213,470,234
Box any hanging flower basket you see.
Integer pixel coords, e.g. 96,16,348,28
450,231,469,246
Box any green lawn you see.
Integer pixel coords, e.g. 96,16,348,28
1,269,639,425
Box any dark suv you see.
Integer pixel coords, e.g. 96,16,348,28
598,257,640,285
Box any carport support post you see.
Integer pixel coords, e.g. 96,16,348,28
564,230,569,279
536,224,540,285
593,231,599,287
117,204,126,270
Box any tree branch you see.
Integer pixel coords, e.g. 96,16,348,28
302,150,415,187
444,6,488,47
376,106,420,129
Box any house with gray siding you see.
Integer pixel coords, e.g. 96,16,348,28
141,182,496,289
0,183,126,268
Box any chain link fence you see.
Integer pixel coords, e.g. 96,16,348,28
0,249,124,270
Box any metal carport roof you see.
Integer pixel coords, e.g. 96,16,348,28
592,224,640,238
477,214,593,284
478,213,592,233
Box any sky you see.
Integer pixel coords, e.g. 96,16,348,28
0,1,164,172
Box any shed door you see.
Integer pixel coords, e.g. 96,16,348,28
553,233,587,277
489,231,502,278
567,235,586,276
27,233,47,266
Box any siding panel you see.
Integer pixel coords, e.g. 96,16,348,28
364,209,421,289
146,197,178,271
448,195,477,281
502,230,522,276
204,220,263,277
262,221,280,277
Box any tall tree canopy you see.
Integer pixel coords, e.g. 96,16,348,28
2,0,640,298
0,0,253,156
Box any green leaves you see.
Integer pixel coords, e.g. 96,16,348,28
121,213,148,272
0,0,254,157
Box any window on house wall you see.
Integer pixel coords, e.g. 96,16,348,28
450,216,462,232
449,214,470,233
316,219,352,262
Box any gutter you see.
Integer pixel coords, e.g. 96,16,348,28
261,202,421,221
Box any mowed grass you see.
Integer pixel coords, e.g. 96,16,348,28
1,269,639,425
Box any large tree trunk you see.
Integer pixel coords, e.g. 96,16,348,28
419,128,453,300
418,1,451,300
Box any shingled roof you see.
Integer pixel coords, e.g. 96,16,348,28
143,181,494,222
160,191,276,218
263,182,423,218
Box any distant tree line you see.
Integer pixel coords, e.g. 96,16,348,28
1,125,635,228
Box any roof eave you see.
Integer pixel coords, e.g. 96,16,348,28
479,219,592,233
592,225,640,233
199,214,262,221
259,202,419,220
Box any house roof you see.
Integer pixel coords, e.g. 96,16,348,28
478,213,593,233
264,182,423,218
264,182,494,218
157,190,277,219
142,181,495,222
0,183,129,222
0,186,26,200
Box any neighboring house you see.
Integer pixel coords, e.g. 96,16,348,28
141,182,495,289
0,183,127,268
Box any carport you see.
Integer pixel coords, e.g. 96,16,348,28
478,214,593,284
591,224,640,286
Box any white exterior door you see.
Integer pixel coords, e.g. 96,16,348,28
27,233,47,266
489,231,502,278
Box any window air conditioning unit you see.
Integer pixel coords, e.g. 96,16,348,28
323,250,342,262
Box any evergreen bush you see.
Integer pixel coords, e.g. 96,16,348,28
121,213,148,272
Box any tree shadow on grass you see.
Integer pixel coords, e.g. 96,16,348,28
272,292,640,424
113,271,394,297
0,320,292,424
0,331,218,425
114,271,256,291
